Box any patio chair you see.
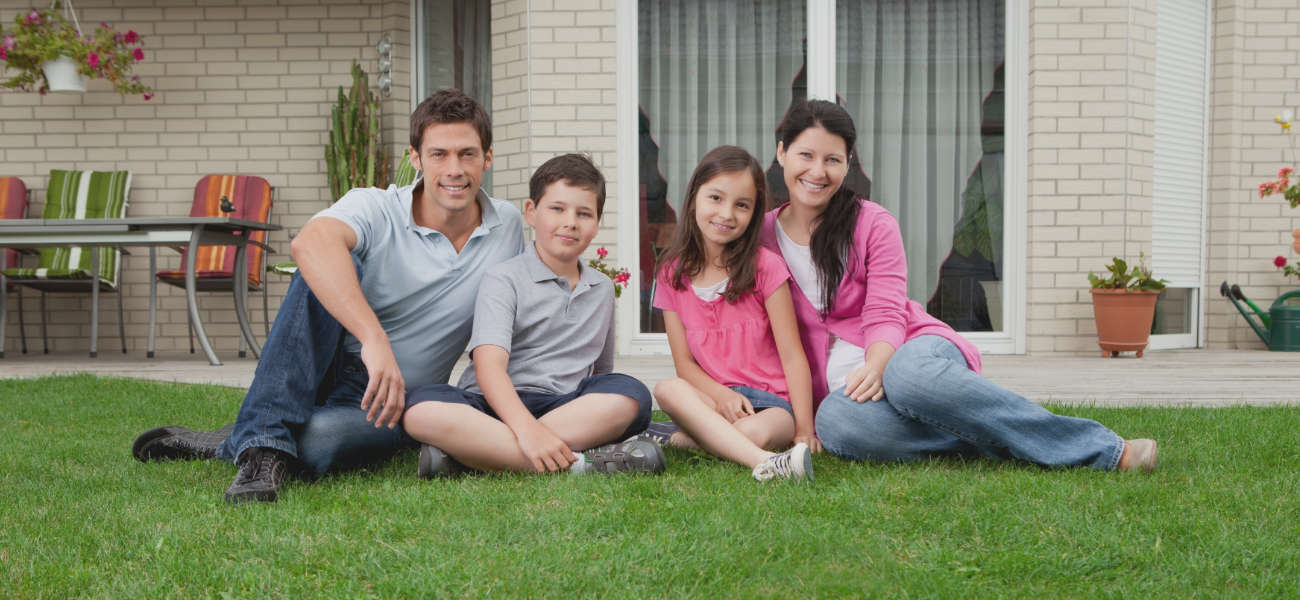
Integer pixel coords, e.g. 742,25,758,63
1,169,131,358
149,174,274,358
0,176,32,357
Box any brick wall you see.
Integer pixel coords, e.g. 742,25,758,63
489,0,618,251
1205,0,1300,349
1027,0,1157,353
0,0,408,356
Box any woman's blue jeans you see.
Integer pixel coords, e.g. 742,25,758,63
216,271,414,476
814,335,1124,470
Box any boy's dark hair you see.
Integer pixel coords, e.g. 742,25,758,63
657,145,767,303
409,89,493,152
529,153,607,217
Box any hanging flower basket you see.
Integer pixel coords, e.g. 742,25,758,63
0,1,152,99
39,53,85,91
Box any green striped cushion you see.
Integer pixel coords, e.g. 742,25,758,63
394,148,420,188
2,170,131,287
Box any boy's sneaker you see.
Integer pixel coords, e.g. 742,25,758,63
752,442,813,482
132,423,235,462
417,444,467,479
224,447,294,504
575,439,666,474
630,421,679,446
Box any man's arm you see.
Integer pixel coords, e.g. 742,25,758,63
291,216,405,428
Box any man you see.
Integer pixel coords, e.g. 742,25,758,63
132,90,526,503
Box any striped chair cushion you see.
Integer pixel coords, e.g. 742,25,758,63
155,174,272,287
0,177,29,271
1,170,130,287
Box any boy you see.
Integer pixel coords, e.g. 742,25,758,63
402,154,662,475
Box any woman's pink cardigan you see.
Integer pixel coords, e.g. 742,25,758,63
761,199,983,405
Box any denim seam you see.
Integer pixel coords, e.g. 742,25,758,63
236,436,299,461
1103,431,1124,470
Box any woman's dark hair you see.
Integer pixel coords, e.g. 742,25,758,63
777,99,862,317
658,145,768,302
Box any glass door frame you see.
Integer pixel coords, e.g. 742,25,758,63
615,0,1029,355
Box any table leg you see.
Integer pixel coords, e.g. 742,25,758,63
90,246,99,358
147,246,156,359
233,242,261,358
186,226,221,366
1,250,7,359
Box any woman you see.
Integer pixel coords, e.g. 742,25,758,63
760,99,1157,472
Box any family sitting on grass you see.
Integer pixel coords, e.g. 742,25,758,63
132,90,1159,504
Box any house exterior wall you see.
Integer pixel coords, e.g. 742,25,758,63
0,0,409,355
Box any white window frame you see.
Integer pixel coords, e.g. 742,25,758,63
615,0,1028,355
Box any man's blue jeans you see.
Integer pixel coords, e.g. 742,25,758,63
216,272,414,476
814,335,1124,470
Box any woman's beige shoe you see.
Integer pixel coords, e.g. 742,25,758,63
1119,439,1158,473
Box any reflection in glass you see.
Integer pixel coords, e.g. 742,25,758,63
1153,288,1193,335
837,0,1005,331
638,0,805,333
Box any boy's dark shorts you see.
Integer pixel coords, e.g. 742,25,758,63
405,373,653,442
730,385,796,418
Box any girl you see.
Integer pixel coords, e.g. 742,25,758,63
648,145,816,482
761,99,1158,472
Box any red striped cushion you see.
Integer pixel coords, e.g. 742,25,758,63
159,175,272,286
0,177,29,271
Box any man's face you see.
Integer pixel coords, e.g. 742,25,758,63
410,122,493,215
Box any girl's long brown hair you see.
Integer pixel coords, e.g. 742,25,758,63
657,145,768,302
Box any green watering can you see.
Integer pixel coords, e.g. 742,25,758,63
1220,282,1300,351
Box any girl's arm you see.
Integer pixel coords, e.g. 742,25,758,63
662,310,755,421
765,282,820,452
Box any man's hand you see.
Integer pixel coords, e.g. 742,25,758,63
514,422,575,472
843,364,884,403
714,389,755,423
360,337,406,428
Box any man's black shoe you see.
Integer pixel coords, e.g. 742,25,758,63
224,447,293,504
132,423,235,463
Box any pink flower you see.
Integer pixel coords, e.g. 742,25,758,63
142,92,153,101
1275,256,1288,268
596,246,609,258
26,10,41,25
2,35,15,51
87,53,99,68
99,21,110,29
126,31,139,43
133,47,144,61
614,271,630,284
0,48,6,61
115,32,124,43
1279,167,1293,179
1261,182,1277,197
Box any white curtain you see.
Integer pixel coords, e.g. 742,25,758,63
639,0,806,215
837,0,1003,301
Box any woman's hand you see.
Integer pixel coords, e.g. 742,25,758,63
843,364,884,403
794,430,822,453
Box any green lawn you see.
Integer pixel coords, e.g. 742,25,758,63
2,375,1298,598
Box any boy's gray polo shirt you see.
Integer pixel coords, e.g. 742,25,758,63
310,182,526,390
458,243,615,395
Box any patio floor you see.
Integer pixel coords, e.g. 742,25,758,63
1,347,1296,407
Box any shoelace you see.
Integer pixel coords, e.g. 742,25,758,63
752,451,793,481
236,451,280,484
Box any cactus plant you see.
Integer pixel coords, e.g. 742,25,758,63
326,62,390,201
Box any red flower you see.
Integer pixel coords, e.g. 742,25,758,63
0,48,6,61
133,47,144,61
87,53,100,68
614,271,630,284
596,246,609,258
125,30,139,43
1275,256,1288,268
26,10,41,25
142,92,153,101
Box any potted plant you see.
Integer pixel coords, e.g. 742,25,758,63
1088,254,1167,358
326,62,390,200
0,3,151,98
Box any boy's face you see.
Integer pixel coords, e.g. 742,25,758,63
524,180,600,271
410,122,493,216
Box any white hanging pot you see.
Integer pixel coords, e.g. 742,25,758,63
41,55,88,93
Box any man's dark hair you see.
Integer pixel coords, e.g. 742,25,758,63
409,89,492,152
529,153,607,217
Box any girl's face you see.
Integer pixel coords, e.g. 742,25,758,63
777,124,849,213
693,169,758,256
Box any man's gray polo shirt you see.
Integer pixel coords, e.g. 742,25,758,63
458,243,615,395
310,182,525,390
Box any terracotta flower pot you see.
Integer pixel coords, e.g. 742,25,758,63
1090,288,1161,358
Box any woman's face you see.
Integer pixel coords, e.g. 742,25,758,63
777,124,849,214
